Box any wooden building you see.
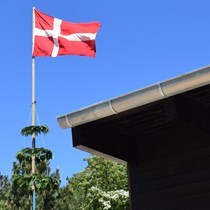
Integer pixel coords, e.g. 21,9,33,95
57,66,210,210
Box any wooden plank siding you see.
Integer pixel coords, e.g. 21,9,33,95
129,124,210,210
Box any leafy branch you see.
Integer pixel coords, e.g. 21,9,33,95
12,174,60,191
21,125,49,137
16,148,53,162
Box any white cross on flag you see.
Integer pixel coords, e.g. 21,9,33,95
32,9,100,58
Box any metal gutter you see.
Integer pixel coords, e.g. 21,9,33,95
57,65,210,129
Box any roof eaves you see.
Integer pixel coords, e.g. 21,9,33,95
57,65,210,129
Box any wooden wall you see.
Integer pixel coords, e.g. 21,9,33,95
128,123,210,210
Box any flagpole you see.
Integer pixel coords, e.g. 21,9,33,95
32,56,36,210
32,55,36,164
32,7,36,210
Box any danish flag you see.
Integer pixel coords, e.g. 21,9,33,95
32,9,100,57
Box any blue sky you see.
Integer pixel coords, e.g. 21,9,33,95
1,0,210,185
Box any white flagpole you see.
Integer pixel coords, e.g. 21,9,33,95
32,7,36,210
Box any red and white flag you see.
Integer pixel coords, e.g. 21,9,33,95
32,9,100,58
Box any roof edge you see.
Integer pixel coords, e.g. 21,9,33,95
57,65,210,128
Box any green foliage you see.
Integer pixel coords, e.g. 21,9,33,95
7,124,61,209
13,147,53,176
0,174,13,209
54,184,75,210
56,156,129,210
16,147,53,162
21,125,49,136
11,148,60,209
12,174,60,191
0,154,129,209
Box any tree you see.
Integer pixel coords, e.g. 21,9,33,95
0,173,13,209
11,125,60,210
56,156,129,210
0,155,129,209
54,182,75,210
